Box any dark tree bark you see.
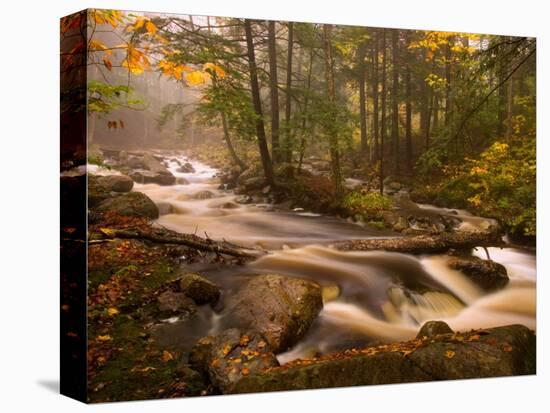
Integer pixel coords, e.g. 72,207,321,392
444,36,454,125
405,32,413,173
391,29,400,175
297,46,314,174
371,31,379,161
379,29,387,194
244,19,274,184
267,20,281,164
323,24,343,197
283,22,294,163
358,42,368,153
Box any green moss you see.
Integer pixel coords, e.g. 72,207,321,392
342,192,393,219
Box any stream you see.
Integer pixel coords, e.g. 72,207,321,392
128,153,536,364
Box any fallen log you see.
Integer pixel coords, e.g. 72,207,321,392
97,227,257,259
333,230,504,254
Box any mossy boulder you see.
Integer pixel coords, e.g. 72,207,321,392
157,290,197,319
189,328,279,393
96,174,134,193
230,324,536,394
96,191,159,219
179,273,220,305
223,274,323,353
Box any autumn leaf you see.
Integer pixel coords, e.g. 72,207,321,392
161,350,174,362
96,334,112,342
145,21,157,35
503,344,513,352
103,57,112,71
186,71,206,86
107,307,119,316
445,350,455,359
241,367,250,376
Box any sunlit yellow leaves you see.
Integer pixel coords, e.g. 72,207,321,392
158,60,193,80
203,62,226,78
121,45,151,75
186,70,207,86
92,9,124,28
107,307,119,316
145,21,158,34
96,334,112,342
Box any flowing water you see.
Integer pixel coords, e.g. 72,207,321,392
130,153,536,363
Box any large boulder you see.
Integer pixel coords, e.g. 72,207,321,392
447,256,509,291
87,174,112,208
230,324,536,394
179,273,220,305
96,174,134,193
193,190,215,200
96,191,159,219
223,274,323,353
189,328,279,393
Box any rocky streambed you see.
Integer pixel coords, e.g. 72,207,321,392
71,149,536,400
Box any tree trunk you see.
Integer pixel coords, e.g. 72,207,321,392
371,31,380,162
244,19,274,185
297,46,314,174
505,75,514,141
379,29,387,194
358,42,368,153
283,22,294,163
444,36,453,125
267,20,281,164
391,29,400,175
425,52,437,150
405,32,413,173
221,111,246,171
323,24,343,198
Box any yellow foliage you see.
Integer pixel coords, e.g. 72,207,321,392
186,70,207,86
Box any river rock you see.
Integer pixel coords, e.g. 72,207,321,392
242,177,266,191
129,170,176,186
179,273,220,305
96,191,159,219
447,256,509,291
157,202,175,215
96,174,134,193
178,162,195,173
223,274,323,353
230,324,535,394
157,290,197,318
417,320,454,338
235,195,253,205
237,166,262,185
176,177,190,185
219,202,239,209
189,328,279,393
87,174,112,207
193,190,215,200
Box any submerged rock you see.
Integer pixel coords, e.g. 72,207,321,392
157,290,197,318
230,324,536,394
96,191,159,219
189,328,279,393
157,202,175,216
193,190,215,200
417,320,454,338
223,274,323,353
235,195,253,205
447,256,509,291
179,273,220,305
